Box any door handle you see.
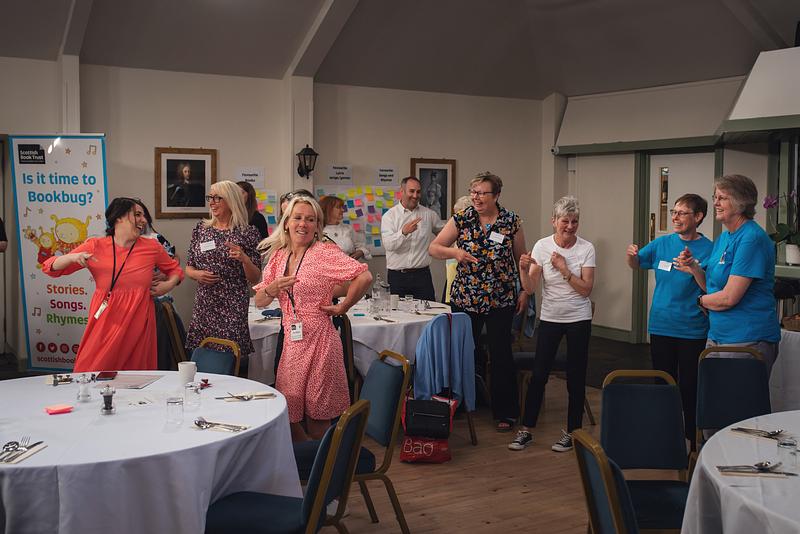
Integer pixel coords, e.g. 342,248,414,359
649,213,655,241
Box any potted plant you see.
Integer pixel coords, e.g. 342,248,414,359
764,191,800,265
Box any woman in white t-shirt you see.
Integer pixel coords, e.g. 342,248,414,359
509,196,595,453
319,196,371,261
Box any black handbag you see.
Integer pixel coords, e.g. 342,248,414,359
404,314,454,439
404,398,451,439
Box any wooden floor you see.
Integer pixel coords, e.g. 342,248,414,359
336,377,601,534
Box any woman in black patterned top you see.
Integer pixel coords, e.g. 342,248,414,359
429,172,528,432
185,181,262,357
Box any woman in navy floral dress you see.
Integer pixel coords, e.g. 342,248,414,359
429,172,528,432
185,181,262,356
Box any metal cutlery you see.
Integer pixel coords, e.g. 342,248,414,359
731,427,786,440
214,392,275,401
3,440,44,463
0,436,29,462
193,417,247,432
717,461,798,476
373,316,395,323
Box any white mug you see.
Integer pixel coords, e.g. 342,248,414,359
178,361,197,385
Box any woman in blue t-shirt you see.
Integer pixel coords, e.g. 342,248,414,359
681,174,780,375
627,193,712,447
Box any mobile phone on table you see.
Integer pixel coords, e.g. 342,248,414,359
96,371,118,381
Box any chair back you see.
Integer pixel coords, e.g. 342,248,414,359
359,350,411,471
332,314,357,398
601,370,687,471
303,399,370,532
190,337,241,376
161,300,187,365
696,347,771,432
413,312,476,411
573,429,639,534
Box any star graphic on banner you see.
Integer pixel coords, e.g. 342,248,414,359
36,329,41,335
96,214,102,220
65,148,71,155
89,277,94,283
38,208,44,214
81,161,88,168
30,273,36,280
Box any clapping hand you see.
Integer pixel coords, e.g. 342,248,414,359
673,246,699,274
626,244,639,258
551,251,567,273
225,241,245,262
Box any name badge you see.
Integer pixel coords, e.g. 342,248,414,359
94,300,108,319
289,322,304,342
200,241,216,252
657,260,672,272
489,231,505,244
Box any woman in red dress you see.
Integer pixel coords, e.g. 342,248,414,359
254,195,373,441
43,198,184,372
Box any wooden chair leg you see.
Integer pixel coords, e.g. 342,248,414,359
358,480,379,523
466,410,478,446
583,396,596,426
380,475,410,534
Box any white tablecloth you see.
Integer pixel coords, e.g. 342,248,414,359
248,299,449,384
682,410,800,534
0,371,301,534
770,329,800,411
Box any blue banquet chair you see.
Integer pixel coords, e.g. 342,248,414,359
205,399,370,534
191,337,241,376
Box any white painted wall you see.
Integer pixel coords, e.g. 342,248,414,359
80,65,286,322
570,154,636,331
0,57,63,363
314,83,542,297
557,77,744,147
723,143,769,231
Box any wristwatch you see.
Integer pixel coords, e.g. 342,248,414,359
563,271,572,282
696,295,705,309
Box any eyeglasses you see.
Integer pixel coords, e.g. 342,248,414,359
205,195,225,203
669,209,695,217
469,189,494,198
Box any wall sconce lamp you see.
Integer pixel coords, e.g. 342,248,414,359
296,145,318,178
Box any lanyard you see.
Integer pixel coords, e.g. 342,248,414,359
108,236,138,299
284,247,308,319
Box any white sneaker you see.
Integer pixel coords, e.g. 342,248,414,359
551,430,573,452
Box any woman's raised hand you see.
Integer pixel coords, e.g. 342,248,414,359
551,251,567,272
673,246,699,274
225,241,245,262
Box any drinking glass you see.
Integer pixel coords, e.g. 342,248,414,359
184,382,201,411
166,396,184,425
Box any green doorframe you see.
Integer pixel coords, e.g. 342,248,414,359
630,146,720,343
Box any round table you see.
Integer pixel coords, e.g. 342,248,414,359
0,371,301,534
248,298,449,384
682,410,800,534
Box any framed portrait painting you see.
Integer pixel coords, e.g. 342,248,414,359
155,147,217,218
410,158,456,220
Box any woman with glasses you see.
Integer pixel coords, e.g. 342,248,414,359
43,198,184,371
679,174,780,375
185,181,262,360
626,194,712,448
254,195,372,441
429,172,529,433
512,196,595,453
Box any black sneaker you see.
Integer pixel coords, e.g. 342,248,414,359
551,430,573,452
508,430,533,450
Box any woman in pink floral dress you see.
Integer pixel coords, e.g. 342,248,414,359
254,195,373,442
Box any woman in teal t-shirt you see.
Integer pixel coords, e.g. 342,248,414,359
682,174,780,375
627,193,712,447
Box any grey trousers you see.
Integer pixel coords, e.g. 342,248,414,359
704,339,778,378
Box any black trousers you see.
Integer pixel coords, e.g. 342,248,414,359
650,334,706,447
523,319,592,432
451,304,518,421
387,267,435,301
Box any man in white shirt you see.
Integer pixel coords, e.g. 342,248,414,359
381,176,445,300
